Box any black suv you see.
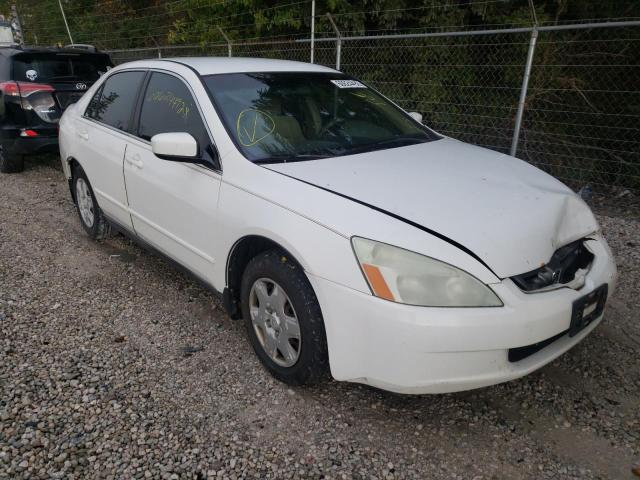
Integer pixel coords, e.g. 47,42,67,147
0,45,112,173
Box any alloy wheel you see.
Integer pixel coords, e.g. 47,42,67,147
76,177,95,228
249,278,301,367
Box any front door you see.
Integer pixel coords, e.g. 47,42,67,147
123,71,222,283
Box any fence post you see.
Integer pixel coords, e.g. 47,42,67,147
10,5,24,45
510,27,538,157
310,0,316,63
149,37,162,58
58,0,74,45
218,26,232,57
326,13,341,70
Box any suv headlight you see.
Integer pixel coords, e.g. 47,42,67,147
352,237,502,307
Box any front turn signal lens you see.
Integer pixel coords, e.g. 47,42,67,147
361,263,395,301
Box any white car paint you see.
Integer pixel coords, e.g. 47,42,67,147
151,132,199,158
124,135,222,282
68,102,134,230
59,57,617,394
265,138,599,278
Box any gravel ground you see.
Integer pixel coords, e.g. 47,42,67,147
1,158,639,480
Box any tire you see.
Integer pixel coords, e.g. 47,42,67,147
241,249,329,386
72,165,111,240
0,143,24,173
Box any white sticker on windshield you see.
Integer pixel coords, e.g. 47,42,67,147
26,69,38,81
330,79,366,89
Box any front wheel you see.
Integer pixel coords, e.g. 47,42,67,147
241,250,329,386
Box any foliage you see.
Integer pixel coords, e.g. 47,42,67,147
2,0,637,50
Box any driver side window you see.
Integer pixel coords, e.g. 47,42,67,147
137,72,217,167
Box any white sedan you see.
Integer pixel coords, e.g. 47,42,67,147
58,58,617,394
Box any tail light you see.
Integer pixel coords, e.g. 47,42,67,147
0,81,54,97
0,81,59,123
20,129,39,137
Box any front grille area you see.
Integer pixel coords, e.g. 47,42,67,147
55,91,84,110
511,239,594,292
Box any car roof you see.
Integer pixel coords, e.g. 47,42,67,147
0,45,108,57
123,57,338,75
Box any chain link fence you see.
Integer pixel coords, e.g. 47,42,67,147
329,32,527,155
521,26,640,206
107,21,640,212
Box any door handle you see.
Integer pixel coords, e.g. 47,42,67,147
77,131,89,141
126,154,144,169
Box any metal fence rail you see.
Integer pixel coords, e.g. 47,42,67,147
107,20,640,208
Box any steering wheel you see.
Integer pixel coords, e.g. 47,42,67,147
318,117,345,136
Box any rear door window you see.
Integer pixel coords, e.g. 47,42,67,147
85,71,145,132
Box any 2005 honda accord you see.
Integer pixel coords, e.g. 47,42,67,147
59,57,617,394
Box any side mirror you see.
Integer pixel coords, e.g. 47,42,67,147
408,111,423,124
151,132,198,161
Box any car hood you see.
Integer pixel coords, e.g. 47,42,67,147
264,138,599,278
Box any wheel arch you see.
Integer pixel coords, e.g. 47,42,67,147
65,156,81,204
224,234,306,320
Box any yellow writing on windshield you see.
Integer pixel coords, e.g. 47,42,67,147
236,108,275,147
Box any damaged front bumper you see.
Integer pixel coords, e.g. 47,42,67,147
309,234,617,394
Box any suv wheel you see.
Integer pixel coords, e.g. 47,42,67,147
241,250,329,386
0,143,24,173
73,166,111,239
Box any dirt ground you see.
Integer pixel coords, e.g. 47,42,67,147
1,157,639,479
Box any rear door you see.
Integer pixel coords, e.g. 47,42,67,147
74,70,146,229
123,71,222,282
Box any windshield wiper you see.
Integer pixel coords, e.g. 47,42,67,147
345,135,428,155
254,153,333,164
253,135,428,164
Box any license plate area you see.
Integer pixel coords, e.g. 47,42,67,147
569,284,608,337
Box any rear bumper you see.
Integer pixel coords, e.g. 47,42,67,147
310,234,617,394
1,132,58,156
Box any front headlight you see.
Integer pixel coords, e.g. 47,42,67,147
352,237,502,307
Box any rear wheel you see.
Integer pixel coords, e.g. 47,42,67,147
0,143,24,173
72,166,111,240
241,250,329,385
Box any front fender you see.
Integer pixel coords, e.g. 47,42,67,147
213,180,369,295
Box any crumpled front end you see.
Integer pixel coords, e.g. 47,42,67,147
310,233,617,394
265,139,602,279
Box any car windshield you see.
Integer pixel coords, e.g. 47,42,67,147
203,72,440,163
12,53,112,83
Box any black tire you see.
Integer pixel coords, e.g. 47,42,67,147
241,250,329,386
0,143,24,173
72,165,111,240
